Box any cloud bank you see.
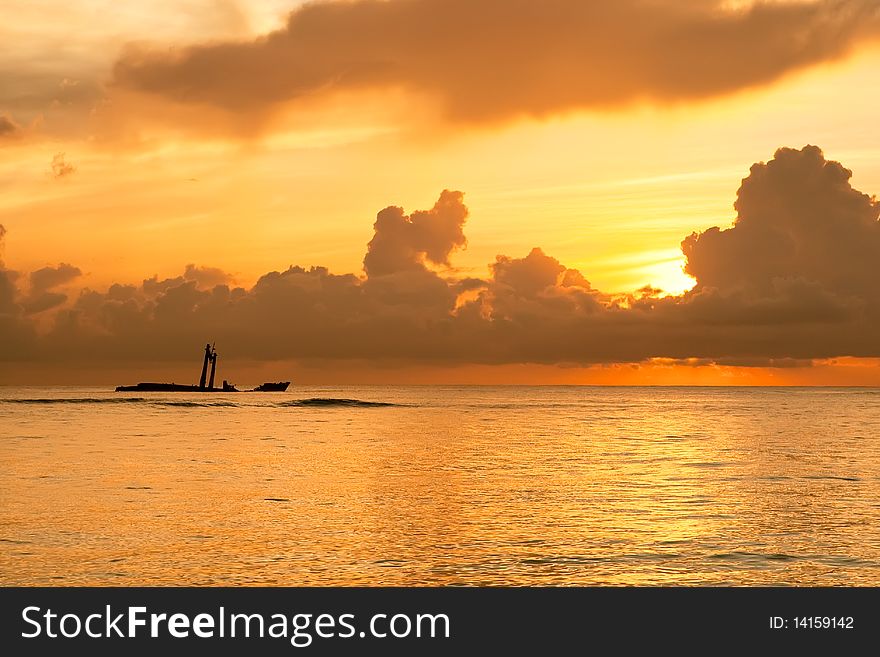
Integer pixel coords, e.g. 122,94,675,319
1,145,879,369
113,0,880,123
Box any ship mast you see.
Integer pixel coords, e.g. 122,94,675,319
198,342,211,389
208,344,217,390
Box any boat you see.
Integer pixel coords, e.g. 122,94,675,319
115,343,290,393
250,382,291,392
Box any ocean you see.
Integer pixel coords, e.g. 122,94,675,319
1,386,878,586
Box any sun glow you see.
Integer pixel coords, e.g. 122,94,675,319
638,254,697,297
2,3,880,383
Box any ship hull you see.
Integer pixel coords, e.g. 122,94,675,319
250,382,291,392
115,344,289,392
115,382,290,392
115,383,205,392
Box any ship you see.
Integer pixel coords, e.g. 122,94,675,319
251,382,290,392
115,343,290,393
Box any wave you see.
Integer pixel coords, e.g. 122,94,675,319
0,397,238,408
0,397,402,409
152,400,240,408
0,397,150,404
278,398,401,408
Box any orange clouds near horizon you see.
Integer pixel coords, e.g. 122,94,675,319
5,358,880,387
1,145,879,384
3,2,880,384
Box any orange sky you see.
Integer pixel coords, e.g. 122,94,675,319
2,0,880,384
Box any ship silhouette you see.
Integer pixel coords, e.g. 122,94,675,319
115,343,290,393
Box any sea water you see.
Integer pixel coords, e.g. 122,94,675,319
1,386,878,585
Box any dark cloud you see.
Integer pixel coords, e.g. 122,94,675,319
0,224,15,313
2,146,880,370
0,271,15,317
183,263,235,288
683,145,880,299
22,292,69,316
0,226,35,357
0,115,21,139
21,263,83,315
29,263,82,293
113,0,880,124
363,189,467,276
138,265,234,298
491,248,595,299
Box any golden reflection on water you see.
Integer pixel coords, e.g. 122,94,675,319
1,386,878,585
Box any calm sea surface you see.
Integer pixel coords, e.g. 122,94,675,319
1,386,878,586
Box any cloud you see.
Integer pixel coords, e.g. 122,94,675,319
22,292,69,315
183,263,235,288
683,145,880,298
0,224,14,313
29,263,83,293
112,0,880,124
50,152,76,179
0,0,267,143
135,265,233,299
491,247,594,299
363,189,467,276
0,226,35,356
0,115,21,139
2,146,880,370
0,271,15,317
22,263,83,315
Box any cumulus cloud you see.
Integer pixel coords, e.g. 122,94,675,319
492,248,594,299
30,263,82,293
21,263,83,315
683,145,880,299
183,263,235,288
112,0,880,123
2,146,880,370
136,265,233,299
363,189,467,276
665,144,880,362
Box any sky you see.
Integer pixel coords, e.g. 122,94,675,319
1,0,880,384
